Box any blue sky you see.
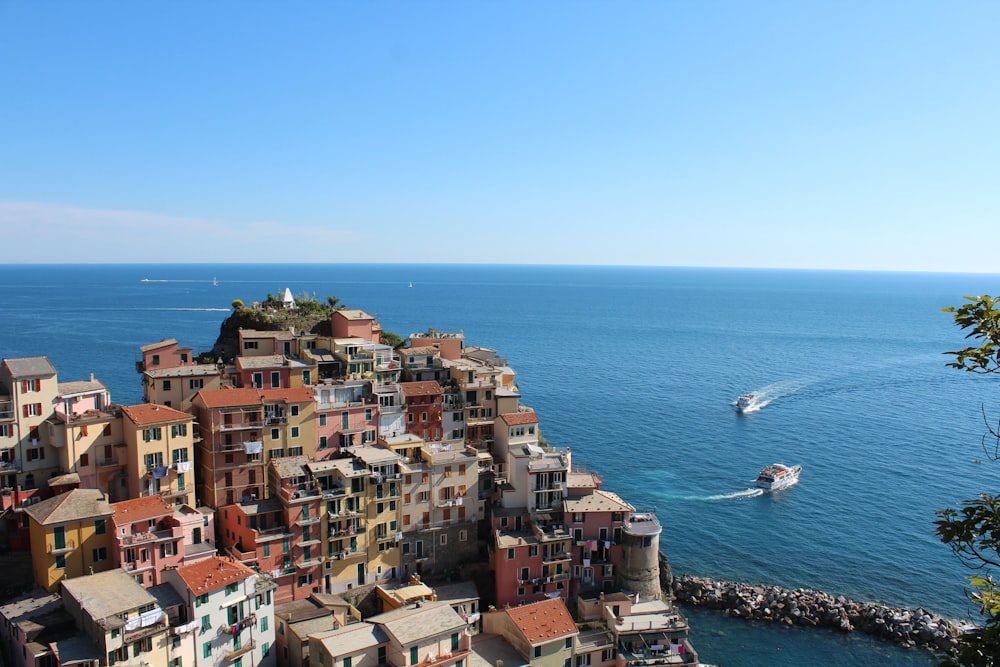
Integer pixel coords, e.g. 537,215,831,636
2,2,997,271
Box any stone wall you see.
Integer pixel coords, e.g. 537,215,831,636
672,575,969,655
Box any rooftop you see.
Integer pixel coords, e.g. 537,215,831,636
502,598,578,647
196,387,263,409
110,495,174,526
316,622,386,657
57,379,106,396
175,556,255,596
563,489,635,514
372,601,467,646
335,309,376,321
499,411,539,426
3,356,57,379
61,569,157,622
145,364,220,378
399,381,442,397
25,488,113,526
121,403,191,426
139,338,178,352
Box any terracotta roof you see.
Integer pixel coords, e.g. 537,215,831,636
563,489,635,514
121,403,192,426
110,495,173,526
499,411,538,425
259,387,315,403
399,381,442,397
504,598,578,646
196,388,263,409
24,489,113,525
139,339,178,352
57,379,106,396
175,556,254,596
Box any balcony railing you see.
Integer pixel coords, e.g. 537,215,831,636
49,540,76,555
224,641,256,661
217,421,263,432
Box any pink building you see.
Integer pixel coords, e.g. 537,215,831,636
313,381,378,458
330,309,381,343
110,495,217,587
136,339,195,373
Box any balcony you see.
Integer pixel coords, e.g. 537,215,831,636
97,456,122,468
121,528,178,546
225,640,256,661
296,515,321,526
217,421,263,432
296,536,321,548
0,459,20,472
48,540,76,555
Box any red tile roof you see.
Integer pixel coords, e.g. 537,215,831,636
259,387,315,403
175,556,255,596
110,495,173,526
399,381,442,397
121,403,192,426
499,411,539,425
505,598,577,646
196,388,264,409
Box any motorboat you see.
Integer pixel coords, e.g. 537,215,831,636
736,393,755,412
755,463,801,491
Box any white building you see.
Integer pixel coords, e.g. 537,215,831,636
165,555,277,667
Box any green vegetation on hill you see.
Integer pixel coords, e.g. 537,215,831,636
205,292,342,362
203,292,402,363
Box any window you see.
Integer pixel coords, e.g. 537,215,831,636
290,405,299,417
271,428,280,440
288,446,302,456
244,341,258,350
451,633,459,651
225,583,238,595
270,371,280,388
0,424,9,437
142,427,162,442
252,373,263,388
291,426,299,439
92,546,107,561
262,642,270,658
25,403,42,417
262,543,270,557
260,615,268,632
55,554,66,569
319,414,327,426
534,647,542,658
365,408,372,421
162,380,172,391
319,436,328,449
440,533,447,546
189,378,204,390
410,647,419,665
565,638,573,649
344,657,352,667
421,412,427,423
27,448,44,461
171,424,188,437
152,355,160,366
201,615,211,632
172,448,188,463
180,353,188,363
507,548,515,560
80,453,90,466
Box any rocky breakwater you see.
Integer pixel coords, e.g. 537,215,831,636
672,575,968,654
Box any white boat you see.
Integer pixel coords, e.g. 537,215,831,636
736,393,755,412
755,463,801,491
213,277,218,287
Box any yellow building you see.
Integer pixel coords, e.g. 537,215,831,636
24,488,114,592
121,404,196,507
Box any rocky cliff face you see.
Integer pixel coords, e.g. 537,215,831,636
206,298,336,362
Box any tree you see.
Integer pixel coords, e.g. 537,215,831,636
380,330,403,348
936,294,1000,666
231,299,244,310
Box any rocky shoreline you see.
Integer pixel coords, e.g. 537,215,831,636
671,574,970,654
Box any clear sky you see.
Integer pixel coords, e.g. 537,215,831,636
1,2,997,271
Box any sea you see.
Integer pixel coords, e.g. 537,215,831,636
1,263,998,667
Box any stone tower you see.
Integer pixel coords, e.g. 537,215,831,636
618,509,663,600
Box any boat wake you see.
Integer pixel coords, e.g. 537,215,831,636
736,379,811,412
705,488,764,501
664,488,764,502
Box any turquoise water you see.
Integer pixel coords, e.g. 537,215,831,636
2,263,998,666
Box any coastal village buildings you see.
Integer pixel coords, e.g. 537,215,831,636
60,568,172,667
163,555,277,667
0,295,708,667
121,403,197,506
109,495,216,587
24,488,115,592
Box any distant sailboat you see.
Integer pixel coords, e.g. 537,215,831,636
408,281,413,288
213,277,219,287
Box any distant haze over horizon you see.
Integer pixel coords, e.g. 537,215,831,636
1,3,997,273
